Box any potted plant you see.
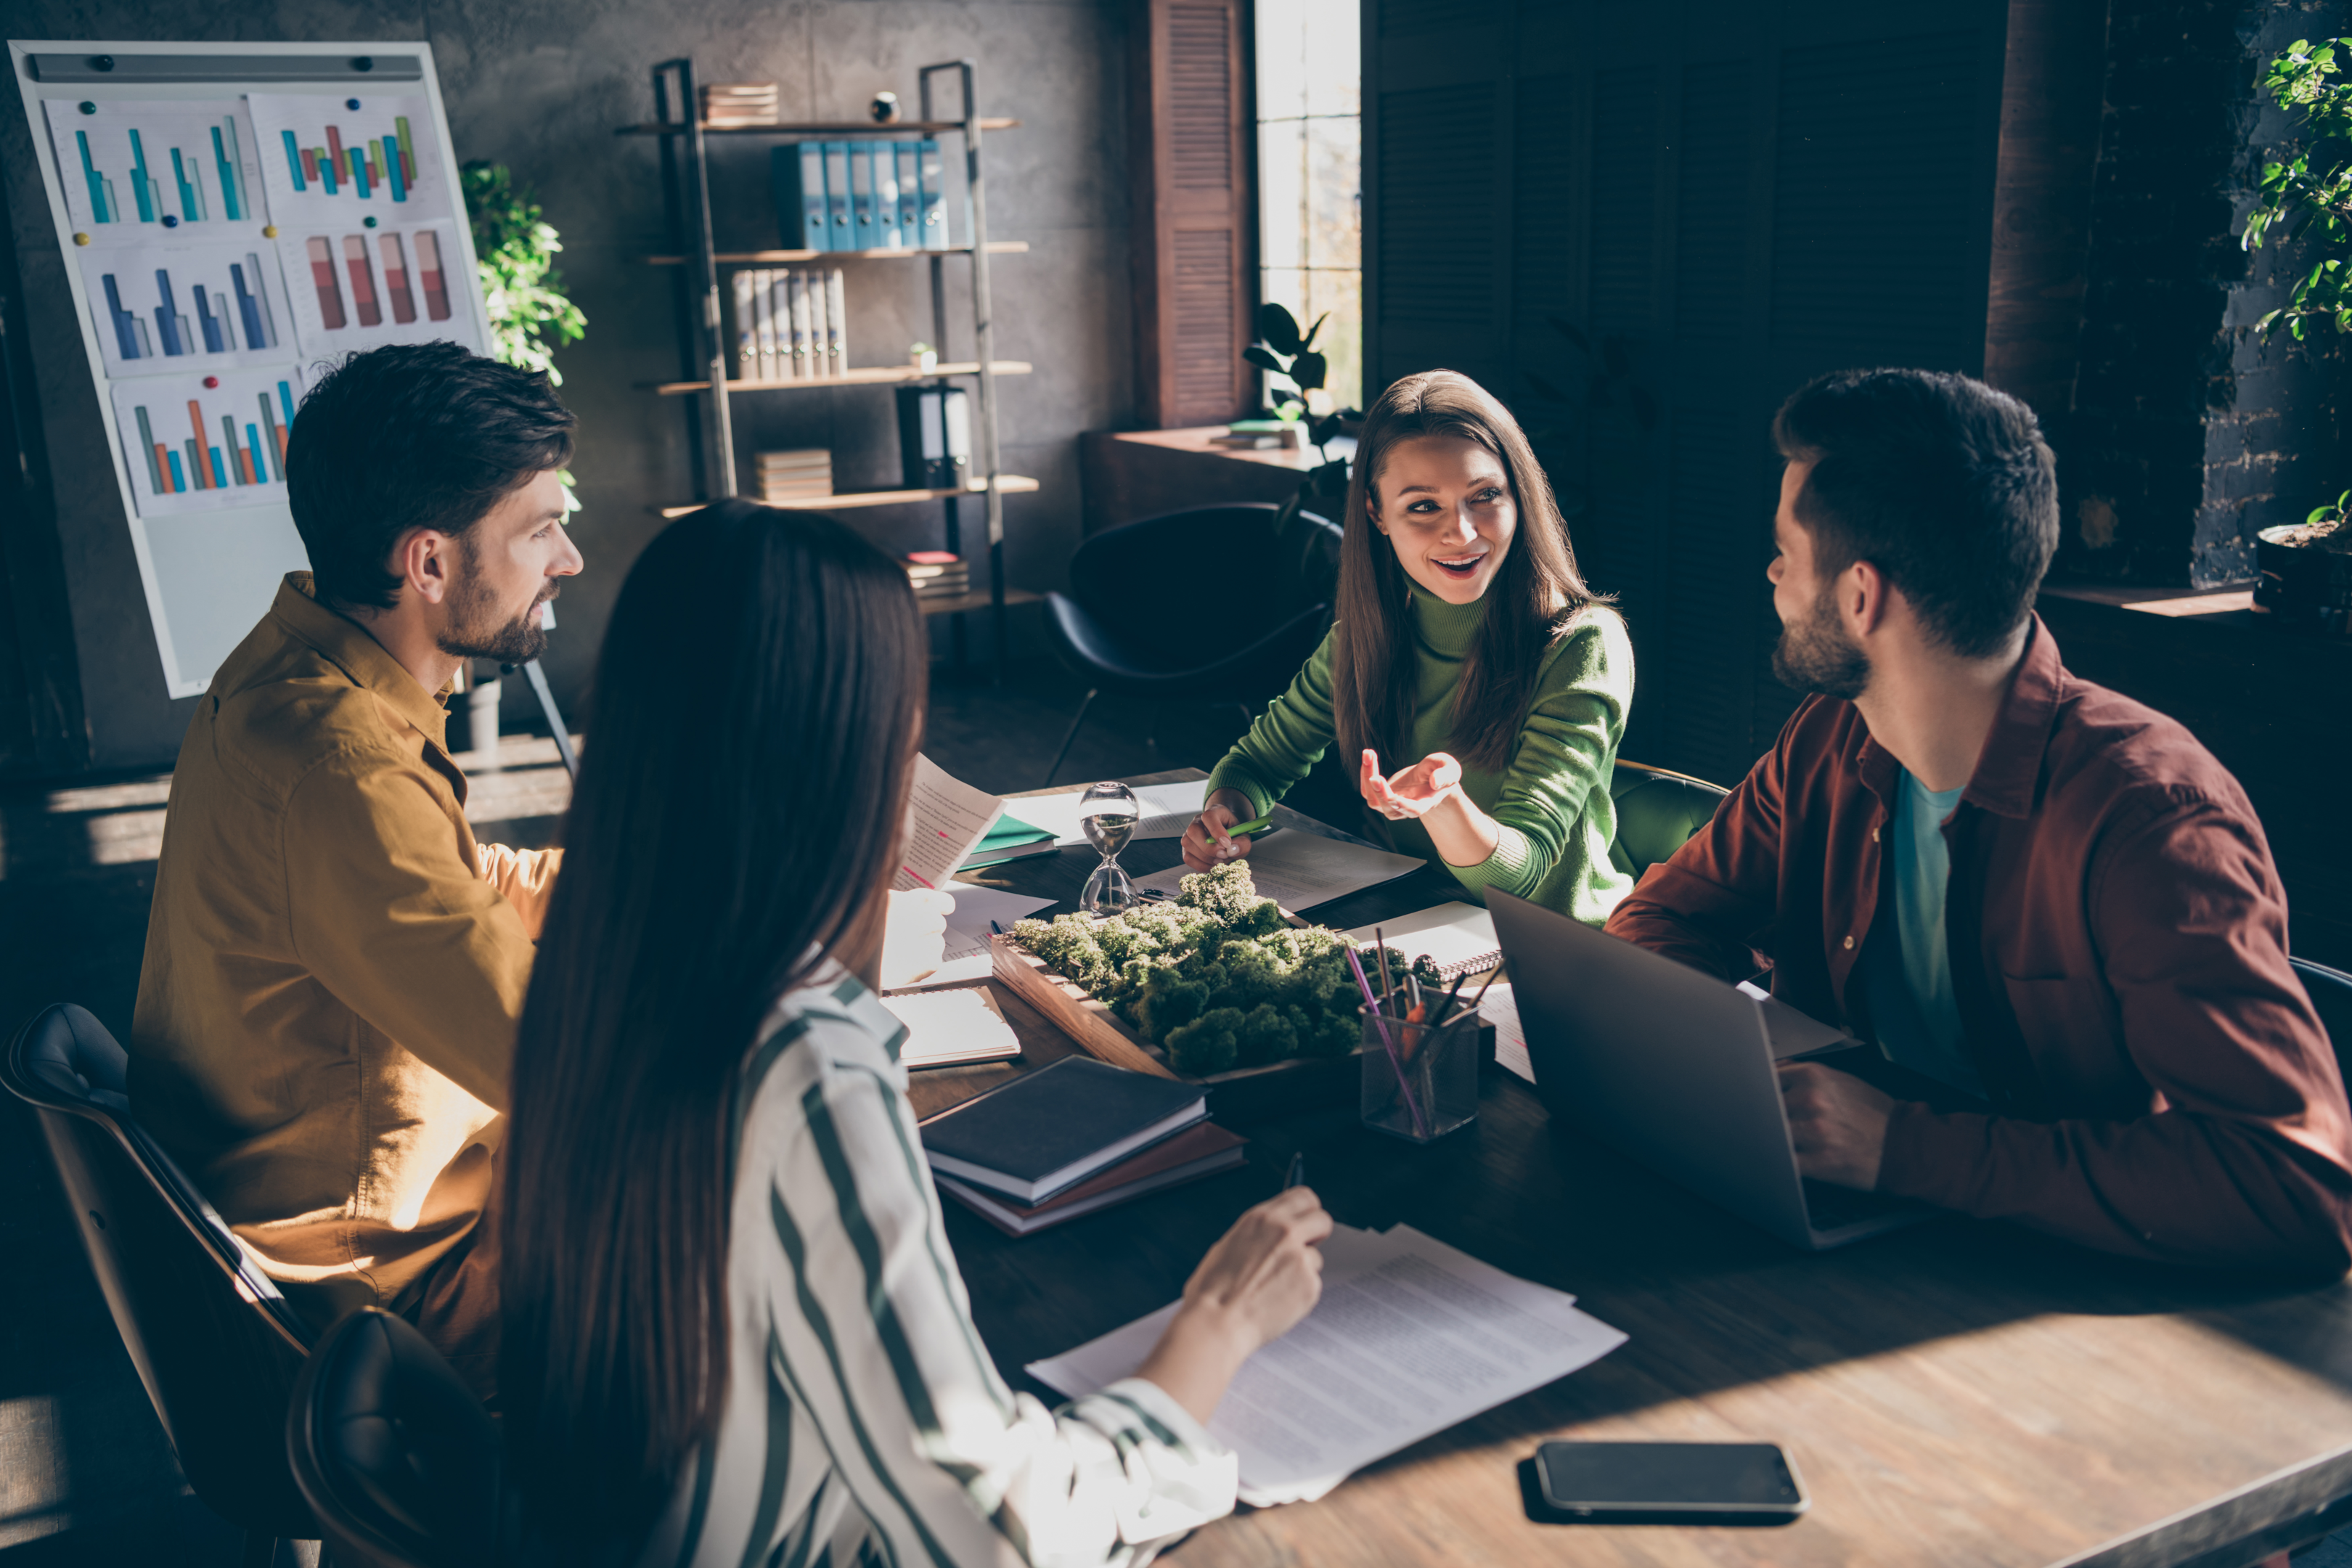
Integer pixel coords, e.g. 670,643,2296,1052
1244,303,1356,601
2239,38,2352,633
462,161,587,515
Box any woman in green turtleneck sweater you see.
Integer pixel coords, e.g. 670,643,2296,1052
1183,369,1634,926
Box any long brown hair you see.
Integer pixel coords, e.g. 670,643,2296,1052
499,500,927,1562
1333,369,1603,774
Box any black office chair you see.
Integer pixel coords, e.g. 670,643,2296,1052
2295,957,2352,1085
1041,502,1343,785
288,1307,502,1568
1,1003,321,1563
1607,759,1729,879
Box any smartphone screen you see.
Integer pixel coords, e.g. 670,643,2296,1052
1537,1442,1803,1514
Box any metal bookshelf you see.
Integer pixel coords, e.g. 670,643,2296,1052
621,57,1034,673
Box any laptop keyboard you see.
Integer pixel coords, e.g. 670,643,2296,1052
1802,1178,1912,1233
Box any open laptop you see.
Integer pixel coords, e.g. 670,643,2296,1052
1487,889,1932,1251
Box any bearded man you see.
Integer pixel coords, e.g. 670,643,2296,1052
1604,367,2352,1273
131,343,581,1389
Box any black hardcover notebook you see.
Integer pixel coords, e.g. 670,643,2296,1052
919,1056,1206,1204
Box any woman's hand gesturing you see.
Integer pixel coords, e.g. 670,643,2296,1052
1360,748,1464,822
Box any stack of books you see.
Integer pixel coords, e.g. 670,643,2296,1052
731,267,848,382
920,1057,1247,1236
957,812,1058,868
701,82,779,127
903,550,968,597
1214,420,1303,451
771,142,957,251
754,449,832,505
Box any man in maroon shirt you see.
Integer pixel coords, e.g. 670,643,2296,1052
1606,368,2352,1271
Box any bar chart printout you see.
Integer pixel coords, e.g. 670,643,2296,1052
42,99,270,235
110,367,306,518
245,92,452,221
75,241,294,376
277,221,478,353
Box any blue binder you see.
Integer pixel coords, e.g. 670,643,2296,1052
917,139,948,249
873,142,904,249
822,142,854,251
849,139,880,250
771,144,828,251
894,142,923,250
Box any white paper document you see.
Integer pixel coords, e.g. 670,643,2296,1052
880,987,1023,1068
897,886,1058,988
894,756,1006,892
1008,780,1212,846
1137,828,1424,912
1479,982,1532,1083
1344,902,1502,979
1027,1223,1625,1506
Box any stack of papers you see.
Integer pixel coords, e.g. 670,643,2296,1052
879,987,1023,1069
1136,828,1423,912
1479,982,1531,1082
1028,1223,1625,1506
1344,903,1502,981
894,756,1006,892
1009,780,1212,846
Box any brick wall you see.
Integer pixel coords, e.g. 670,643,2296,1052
2061,0,2352,588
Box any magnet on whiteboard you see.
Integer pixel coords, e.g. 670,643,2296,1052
73,232,89,245
264,225,279,238
203,376,220,389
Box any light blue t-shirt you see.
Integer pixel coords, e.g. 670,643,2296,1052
1863,767,1983,1096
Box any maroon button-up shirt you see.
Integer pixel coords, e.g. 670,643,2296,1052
1606,618,2352,1270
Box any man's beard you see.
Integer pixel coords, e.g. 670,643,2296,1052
436,542,552,663
1771,582,1871,700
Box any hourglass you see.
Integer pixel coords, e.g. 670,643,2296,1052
1078,780,1139,916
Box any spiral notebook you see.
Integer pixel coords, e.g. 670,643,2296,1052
1344,902,1503,981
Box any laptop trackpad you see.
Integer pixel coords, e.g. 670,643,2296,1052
1738,981,1855,1059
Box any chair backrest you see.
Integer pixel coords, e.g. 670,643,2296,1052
289,1307,500,1568
1069,503,1341,653
1,1003,317,1538
2294,957,2352,1087
1607,760,1730,879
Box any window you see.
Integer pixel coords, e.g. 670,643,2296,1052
1255,0,1362,411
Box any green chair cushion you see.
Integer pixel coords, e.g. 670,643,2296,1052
1607,767,1729,880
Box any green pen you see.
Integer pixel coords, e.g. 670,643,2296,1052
1217,814,1274,838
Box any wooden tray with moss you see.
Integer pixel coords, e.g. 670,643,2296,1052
988,862,1491,1122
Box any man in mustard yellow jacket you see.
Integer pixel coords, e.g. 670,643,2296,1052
131,343,581,1394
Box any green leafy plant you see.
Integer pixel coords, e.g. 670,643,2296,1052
1243,303,1356,603
2242,38,2352,341
1009,861,1430,1077
462,161,587,512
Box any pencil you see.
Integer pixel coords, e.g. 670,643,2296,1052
1430,970,1471,1028
1375,927,1394,1008
1218,814,1274,837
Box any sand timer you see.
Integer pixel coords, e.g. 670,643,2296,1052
1079,780,1140,916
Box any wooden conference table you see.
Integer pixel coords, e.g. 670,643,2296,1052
905,769,2352,1567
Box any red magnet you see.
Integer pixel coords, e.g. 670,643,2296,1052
203,376,219,389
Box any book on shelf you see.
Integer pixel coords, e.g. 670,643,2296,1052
731,271,756,377
849,137,880,249
918,1055,1209,1204
918,139,950,248
753,269,777,380
872,142,904,249
771,144,828,252
787,270,813,378
937,1122,1249,1236
905,550,968,586
822,142,854,248
824,268,846,375
897,385,971,489
701,81,778,127
894,142,923,248
755,448,832,503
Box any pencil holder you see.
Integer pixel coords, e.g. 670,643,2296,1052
1359,997,1479,1143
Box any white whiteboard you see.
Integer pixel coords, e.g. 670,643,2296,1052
8,40,492,697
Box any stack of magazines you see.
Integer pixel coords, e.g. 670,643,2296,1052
731,266,846,382
701,82,778,127
903,550,968,596
755,449,831,505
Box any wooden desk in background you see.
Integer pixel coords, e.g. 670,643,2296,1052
1079,428,1357,534
909,770,2352,1568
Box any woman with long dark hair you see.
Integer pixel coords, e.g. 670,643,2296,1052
500,500,1330,1567
1183,370,1635,925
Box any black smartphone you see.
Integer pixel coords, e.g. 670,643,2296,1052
1532,1441,1807,1524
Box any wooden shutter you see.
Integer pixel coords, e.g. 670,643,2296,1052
1129,0,1253,428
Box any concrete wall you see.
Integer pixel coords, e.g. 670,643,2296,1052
2,0,1135,771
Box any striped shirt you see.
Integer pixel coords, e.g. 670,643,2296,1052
638,967,1238,1568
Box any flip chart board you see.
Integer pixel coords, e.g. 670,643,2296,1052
8,41,492,696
